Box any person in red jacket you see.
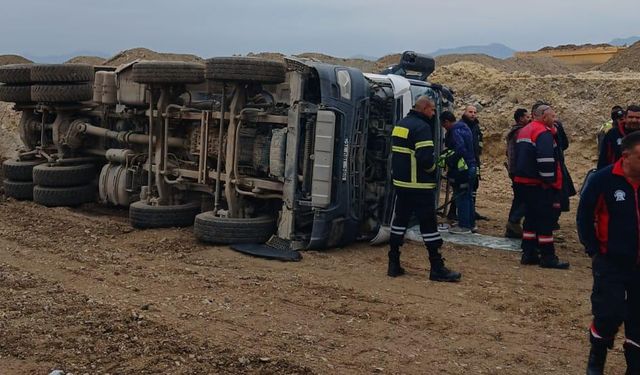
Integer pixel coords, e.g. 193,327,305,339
513,104,569,269
578,131,640,374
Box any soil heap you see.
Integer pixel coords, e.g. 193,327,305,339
597,41,640,72
65,56,106,65
103,47,203,66
0,55,33,66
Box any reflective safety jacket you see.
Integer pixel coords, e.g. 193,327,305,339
513,120,563,190
391,110,437,190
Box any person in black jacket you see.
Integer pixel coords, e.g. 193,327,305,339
388,96,461,282
461,106,484,220
504,108,530,238
577,132,640,374
597,105,640,169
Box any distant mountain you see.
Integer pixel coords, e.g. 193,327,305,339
428,43,516,59
22,50,110,64
610,36,640,46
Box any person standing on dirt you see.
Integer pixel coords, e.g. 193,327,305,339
577,131,640,374
388,97,461,282
597,105,640,169
461,105,485,219
440,110,477,234
597,105,625,153
513,104,570,269
504,108,530,238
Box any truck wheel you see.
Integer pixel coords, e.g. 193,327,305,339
3,180,34,200
0,64,32,84
32,163,97,187
129,200,201,229
205,57,286,84
30,64,94,83
194,212,276,244
33,184,96,207
2,158,45,181
0,84,32,103
132,61,205,84
32,83,93,103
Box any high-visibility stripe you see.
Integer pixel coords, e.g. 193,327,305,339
517,138,535,145
522,232,536,239
391,230,405,236
411,154,417,183
415,140,434,149
422,232,441,238
538,236,554,244
393,180,436,189
537,158,555,162
392,146,414,154
626,339,640,348
539,172,554,177
457,158,468,171
425,164,436,173
392,126,409,139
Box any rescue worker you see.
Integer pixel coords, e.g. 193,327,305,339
597,105,640,169
596,105,624,152
388,96,461,282
513,104,570,269
461,105,485,220
440,111,477,234
577,131,640,375
504,108,530,238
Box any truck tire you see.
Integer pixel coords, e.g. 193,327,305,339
32,83,93,103
129,200,201,229
0,84,31,103
194,212,276,244
2,158,45,181
31,64,94,83
32,163,96,187
33,184,95,207
132,61,205,84
205,57,286,84
0,64,32,84
3,180,34,200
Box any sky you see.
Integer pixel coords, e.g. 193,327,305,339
0,0,637,59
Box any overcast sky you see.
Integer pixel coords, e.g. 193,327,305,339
0,0,636,59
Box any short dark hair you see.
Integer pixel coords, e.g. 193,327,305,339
627,104,640,113
621,131,640,152
440,111,456,123
514,108,528,122
612,105,623,111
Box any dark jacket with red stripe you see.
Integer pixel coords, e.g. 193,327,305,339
597,123,627,170
577,159,640,264
513,120,562,190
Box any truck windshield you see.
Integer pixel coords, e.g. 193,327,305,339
409,84,437,105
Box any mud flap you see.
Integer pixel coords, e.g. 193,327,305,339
230,236,303,262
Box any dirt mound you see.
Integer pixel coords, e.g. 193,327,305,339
0,55,33,66
0,102,22,159
540,43,612,52
435,53,579,75
376,53,401,70
104,48,203,67
246,52,286,62
597,41,640,72
65,56,105,65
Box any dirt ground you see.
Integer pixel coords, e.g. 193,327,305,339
0,165,628,374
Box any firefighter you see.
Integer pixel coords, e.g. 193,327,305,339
387,96,461,282
513,104,570,269
577,131,640,375
597,105,640,169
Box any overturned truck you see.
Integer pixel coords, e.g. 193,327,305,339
0,53,452,250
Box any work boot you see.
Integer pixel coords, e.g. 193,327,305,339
387,249,405,277
520,249,540,265
539,254,570,269
625,342,640,375
586,343,608,375
429,256,461,282
505,221,523,238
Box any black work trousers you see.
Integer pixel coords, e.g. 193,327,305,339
590,255,640,352
508,182,526,224
517,185,558,256
389,189,442,252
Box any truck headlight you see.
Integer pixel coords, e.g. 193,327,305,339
336,69,351,100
